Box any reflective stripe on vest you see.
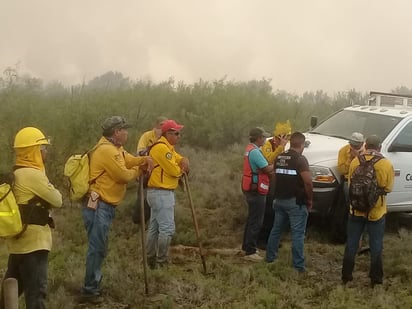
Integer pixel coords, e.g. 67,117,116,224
275,168,298,175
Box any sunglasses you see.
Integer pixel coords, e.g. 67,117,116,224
168,131,180,136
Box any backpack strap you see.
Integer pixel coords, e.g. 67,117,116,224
370,155,386,197
148,141,167,153
369,155,386,214
370,155,383,165
0,185,12,203
148,141,167,168
146,141,168,184
357,154,383,166
88,144,105,185
357,154,366,165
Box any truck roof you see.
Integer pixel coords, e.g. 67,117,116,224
367,91,412,111
345,105,412,118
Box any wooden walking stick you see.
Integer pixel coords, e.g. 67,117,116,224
183,172,207,274
3,278,18,309
139,175,149,294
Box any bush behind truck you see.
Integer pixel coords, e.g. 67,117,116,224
304,91,412,241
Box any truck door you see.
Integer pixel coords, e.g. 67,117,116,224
385,120,412,210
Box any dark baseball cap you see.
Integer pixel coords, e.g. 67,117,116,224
249,127,270,139
365,135,382,149
101,116,131,131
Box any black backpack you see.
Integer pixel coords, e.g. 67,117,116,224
349,154,384,213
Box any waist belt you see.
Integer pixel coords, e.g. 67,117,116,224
18,204,53,227
148,187,174,191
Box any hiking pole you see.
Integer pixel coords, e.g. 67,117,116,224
183,172,207,274
3,278,18,309
139,175,149,294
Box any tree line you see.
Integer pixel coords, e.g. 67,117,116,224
3,67,407,187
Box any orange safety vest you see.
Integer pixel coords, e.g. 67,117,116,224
241,143,270,195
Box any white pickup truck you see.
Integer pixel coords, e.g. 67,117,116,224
303,91,412,240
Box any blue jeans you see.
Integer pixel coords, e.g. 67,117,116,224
242,192,266,255
0,250,48,309
146,189,175,264
342,215,385,284
266,198,308,271
82,200,115,295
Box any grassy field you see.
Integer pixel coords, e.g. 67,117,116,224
2,200,412,309
1,146,412,308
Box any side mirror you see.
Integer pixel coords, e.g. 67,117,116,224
310,116,318,128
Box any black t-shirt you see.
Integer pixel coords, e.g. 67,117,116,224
274,149,309,204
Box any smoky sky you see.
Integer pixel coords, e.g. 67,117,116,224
1,0,412,94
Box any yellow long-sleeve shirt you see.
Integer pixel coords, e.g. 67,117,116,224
89,137,148,205
338,144,352,178
147,136,184,190
338,144,366,179
348,152,394,221
261,138,285,164
136,129,158,155
6,167,62,254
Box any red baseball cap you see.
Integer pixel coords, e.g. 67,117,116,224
161,119,184,133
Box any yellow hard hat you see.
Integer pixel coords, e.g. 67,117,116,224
13,127,50,148
273,120,292,137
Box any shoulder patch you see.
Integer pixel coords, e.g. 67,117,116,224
165,152,172,160
114,154,120,161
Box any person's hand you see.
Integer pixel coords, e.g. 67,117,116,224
179,157,190,174
140,156,153,173
278,134,289,147
269,138,278,150
306,199,313,210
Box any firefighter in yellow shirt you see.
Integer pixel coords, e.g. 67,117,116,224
342,135,394,287
80,116,152,303
146,119,189,269
1,127,62,309
261,120,291,164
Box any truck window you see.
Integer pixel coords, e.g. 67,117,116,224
310,110,401,141
389,122,412,152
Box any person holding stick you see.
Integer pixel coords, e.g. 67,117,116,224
80,116,152,303
145,119,189,269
